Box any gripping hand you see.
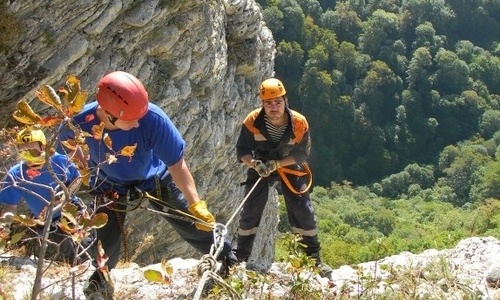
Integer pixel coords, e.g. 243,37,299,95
0,212,14,226
253,160,270,177
188,200,215,232
266,160,279,173
0,212,14,235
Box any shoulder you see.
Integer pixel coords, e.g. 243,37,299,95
139,103,172,126
243,108,262,124
49,153,71,165
147,103,168,118
3,163,23,183
73,102,98,123
8,163,22,175
289,109,309,128
242,108,263,133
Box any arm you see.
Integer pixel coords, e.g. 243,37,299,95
288,129,311,165
167,157,200,206
236,123,256,167
168,157,214,231
237,123,303,169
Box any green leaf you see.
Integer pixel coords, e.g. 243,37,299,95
143,269,165,283
10,231,25,244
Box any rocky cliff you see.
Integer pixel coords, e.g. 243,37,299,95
3,236,500,299
1,0,278,264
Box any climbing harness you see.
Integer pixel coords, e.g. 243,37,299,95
97,189,215,229
94,188,215,263
276,162,313,195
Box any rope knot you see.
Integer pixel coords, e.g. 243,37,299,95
196,254,217,275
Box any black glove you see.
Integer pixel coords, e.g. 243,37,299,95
253,160,270,177
266,160,279,173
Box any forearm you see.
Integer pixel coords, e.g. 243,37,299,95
241,154,296,169
240,154,256,168
168,158,200,206
274,156,297,167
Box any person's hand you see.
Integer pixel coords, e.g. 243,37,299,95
0,212,13,236
266,160,279,173
188,200,215,232
253,160,270,177
0,212,14,225
55,190,66,201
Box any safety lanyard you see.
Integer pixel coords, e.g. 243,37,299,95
276,162,313,195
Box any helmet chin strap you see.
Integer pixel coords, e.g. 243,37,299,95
103,109,118,125
107,114,118,125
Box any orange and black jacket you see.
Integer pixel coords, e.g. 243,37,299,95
236,107,311,165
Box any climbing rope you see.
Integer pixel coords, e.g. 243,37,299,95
192,177,263,300
225,177,263,229
95,178,263,299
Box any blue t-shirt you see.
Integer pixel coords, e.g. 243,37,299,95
0,153,80,218
58,102,185,194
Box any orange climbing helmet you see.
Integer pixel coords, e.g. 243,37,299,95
259,78,286,101
96,71,149,121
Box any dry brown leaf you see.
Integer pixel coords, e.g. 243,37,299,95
35,85,62,110
120,144,137,161
91,122,105,140
13,100,42,124
103,133,112,150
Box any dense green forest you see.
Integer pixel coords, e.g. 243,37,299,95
256,0,500,191
257,0,500,267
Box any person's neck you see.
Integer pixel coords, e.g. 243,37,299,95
96,106,119,131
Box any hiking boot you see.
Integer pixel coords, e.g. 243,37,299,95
189,277,216,298
83,274,115,300
316,262,333,279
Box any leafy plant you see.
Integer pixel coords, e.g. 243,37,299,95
0,75,114,300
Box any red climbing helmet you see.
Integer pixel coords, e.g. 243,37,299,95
96,71,149,121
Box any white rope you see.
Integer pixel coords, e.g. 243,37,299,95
192,177,263,299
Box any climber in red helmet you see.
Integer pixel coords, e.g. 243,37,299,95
59,71,233,299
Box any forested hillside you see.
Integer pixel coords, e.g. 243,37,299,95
258,0,500,270
256,0,500,193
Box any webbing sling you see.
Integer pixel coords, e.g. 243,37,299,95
276,162,313,195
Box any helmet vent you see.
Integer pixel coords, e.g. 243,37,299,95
107,86,129,105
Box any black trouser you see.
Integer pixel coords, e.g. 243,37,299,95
27,222,95,266
88,176,232,285
234,171,320,261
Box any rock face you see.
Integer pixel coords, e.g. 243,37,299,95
1,0,278,264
